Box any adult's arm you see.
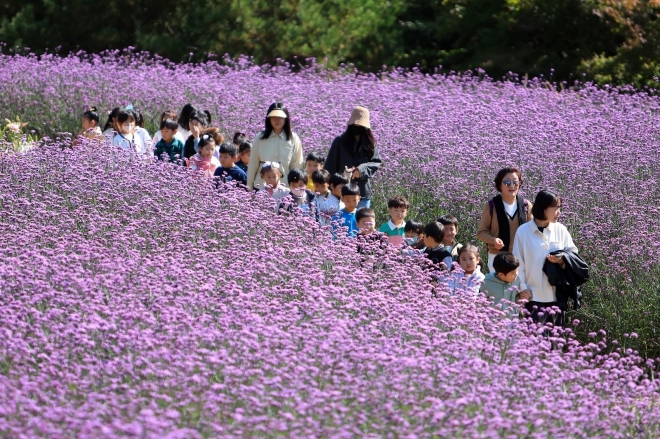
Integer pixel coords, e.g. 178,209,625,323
356,145,383,180
476,203,497,244
324,137,341,176
183,136,195,159
289,133,304,171
246,137,261,190
562,226,578,253
512,232,527,291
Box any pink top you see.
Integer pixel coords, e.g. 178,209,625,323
189,154,220,177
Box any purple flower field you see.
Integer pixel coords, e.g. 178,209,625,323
1,51,660,436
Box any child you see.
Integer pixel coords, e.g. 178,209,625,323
112,109,146,155
447,243,486,294
356,207,376,235
188,134,220,177
233,132,247,147
332,183,361,238
258,162,290,212
133,109,152,151
201,127,225,160
74,106,103,146
480,253,529,315
305,152,325,191
287,168,315,212
438,214,463,261
236,141,251,173
379,196,409,245
102,107,120,138
213,142,248,185
404,219,426,250
154,119,185,164
356,208,390,255
315,171,347,226
423,221,453,270
152,110,186,147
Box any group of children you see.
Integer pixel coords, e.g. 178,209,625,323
76,105,528,314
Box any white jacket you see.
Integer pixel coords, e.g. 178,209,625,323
247,130,303,190
112,132,146,155
512,220,578,303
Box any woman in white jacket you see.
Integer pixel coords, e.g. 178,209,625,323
512,190,577,327
247,103,303,190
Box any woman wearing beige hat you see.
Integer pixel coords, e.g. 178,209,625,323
247,102,303,190
324,106,382,209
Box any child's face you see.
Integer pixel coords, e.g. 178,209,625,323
238,150,251,165
306,160,323,176
405,231,421,245
497,268,518,284
290,180,306,190
342,195,360,213
82,117,95,131
358,216,375,235
459,251,479,274
219,152,236,168
330,183,344,198
443,224,458,244
120,120,135,135
199,142,215,159
262,170,281,188
388,207,407,225
161,128,176,142
314,182,329,194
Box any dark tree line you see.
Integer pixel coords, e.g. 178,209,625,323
0,0,659,87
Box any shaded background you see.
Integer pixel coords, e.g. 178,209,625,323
0,0,659,87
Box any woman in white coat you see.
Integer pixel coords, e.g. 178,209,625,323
247,103,303,190
512,190,577,327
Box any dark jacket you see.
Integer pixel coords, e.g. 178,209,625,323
424,247,452,270
543,249,589,310
213,165,248,185
183,135,196,159
324,135,382,199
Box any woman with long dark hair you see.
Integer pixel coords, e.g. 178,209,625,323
247,103,303,190
324,106,382,209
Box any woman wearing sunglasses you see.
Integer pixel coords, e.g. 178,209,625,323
477,167,533,272
247,103,303,190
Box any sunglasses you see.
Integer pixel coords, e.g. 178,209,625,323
503,179,520,187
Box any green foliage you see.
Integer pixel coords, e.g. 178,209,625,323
0,1,659,87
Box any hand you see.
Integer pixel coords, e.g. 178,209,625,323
546,254,564,264
190,121,203,138
493,238,504,250
516,289,532,303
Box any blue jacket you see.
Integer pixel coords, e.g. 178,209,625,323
332,209,358,237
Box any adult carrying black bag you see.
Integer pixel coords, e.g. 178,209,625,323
543,249,589,310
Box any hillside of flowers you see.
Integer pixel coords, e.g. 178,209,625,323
0,142,659,437
1,51,660,435
1,51,659,357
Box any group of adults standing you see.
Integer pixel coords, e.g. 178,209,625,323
476,167,580,326
242,101,581,327
246,103,381,209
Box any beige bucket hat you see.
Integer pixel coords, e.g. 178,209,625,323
347,106,370,129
